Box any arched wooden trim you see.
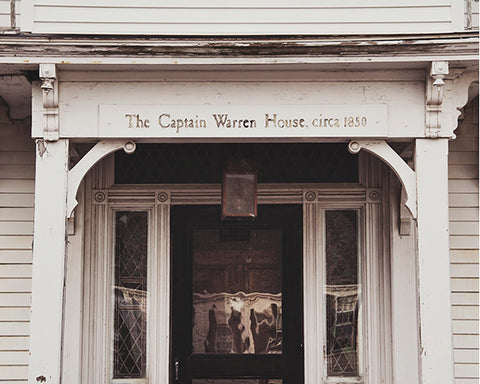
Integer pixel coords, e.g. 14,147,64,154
67,140,136,217
348,140,417,219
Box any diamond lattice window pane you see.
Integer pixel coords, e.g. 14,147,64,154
115,143,358,184
114,211,148,378
325,210,359,377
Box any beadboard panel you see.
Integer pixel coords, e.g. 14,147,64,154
25,0,463,35
449,152,478,165
449,97,479,380
0,152,34,165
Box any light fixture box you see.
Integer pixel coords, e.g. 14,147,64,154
222,171,257,219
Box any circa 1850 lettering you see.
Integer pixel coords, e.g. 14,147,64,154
100,104,388,138
123,112,370,133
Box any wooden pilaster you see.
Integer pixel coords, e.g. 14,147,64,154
29,139,69,384
415,138,454,384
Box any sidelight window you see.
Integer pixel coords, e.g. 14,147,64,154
324,210,361,379
113,211,149,379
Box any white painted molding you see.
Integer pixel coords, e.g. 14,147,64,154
348,140,417,219
67,140,136,217
426,61,448,138
39,63,59,141
399,188,412,236
303,204,324,384
20,0,33,32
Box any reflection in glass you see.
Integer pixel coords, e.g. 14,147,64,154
193,229,282,354
113,211,148,378
325,210,359,377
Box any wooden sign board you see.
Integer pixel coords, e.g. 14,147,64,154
98,104,388,138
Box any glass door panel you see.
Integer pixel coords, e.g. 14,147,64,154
192,228,282,355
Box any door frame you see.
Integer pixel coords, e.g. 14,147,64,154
76,175,392,384
171,204,304,383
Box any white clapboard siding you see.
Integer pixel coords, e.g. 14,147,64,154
0,336,28,350
452,305,479,320
0,103,34,383
455,364,480,379
0,350,28,365
450,193,479,208
0,322,29,336
0,194,34,208
0,307,30,322
456,379,479,384
465,0,480,29
0,0,20,30
449,97,479,383
0,264,31,278
26,0,462,35
451,278,479,292
0,279,31,293
0,365,28,380
0,222,33,234
0,250,31,264
454,349,479,364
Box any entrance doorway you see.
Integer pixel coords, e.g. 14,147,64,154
171,205,304,384
76,145,392,384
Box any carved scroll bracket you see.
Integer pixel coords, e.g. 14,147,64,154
348,140,417,219
443,70,478,139
39,64,59,141
426,61,449,138
67,140,136,218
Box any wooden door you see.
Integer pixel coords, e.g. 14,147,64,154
171,205,303,384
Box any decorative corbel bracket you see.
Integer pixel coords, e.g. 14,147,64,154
443,70,478,139
39,64,59,141
348,140,417,219
426,61,449,138
67,140,136,218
